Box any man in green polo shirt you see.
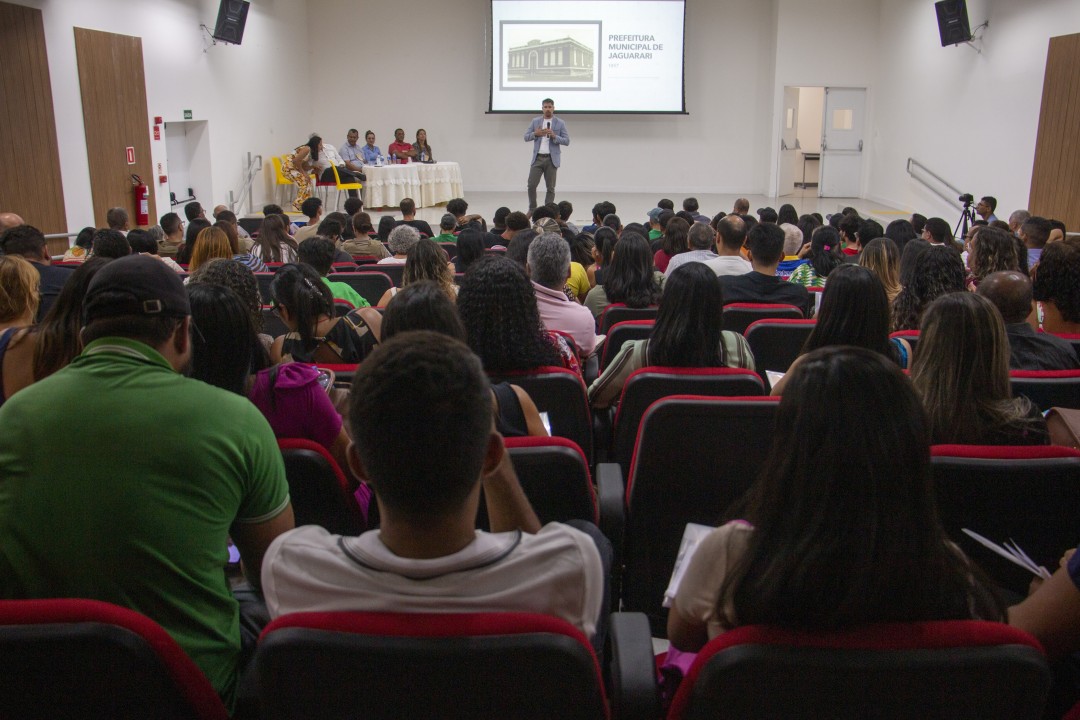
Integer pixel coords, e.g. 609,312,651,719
0,255,294,713
432,213,458,244
298,235,372,309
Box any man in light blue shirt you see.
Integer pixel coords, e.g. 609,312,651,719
339,129,368,178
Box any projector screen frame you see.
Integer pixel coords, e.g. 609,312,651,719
487,0,688,115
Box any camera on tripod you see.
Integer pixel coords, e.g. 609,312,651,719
958,193,974,205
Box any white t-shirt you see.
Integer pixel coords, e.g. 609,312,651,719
538,120,551,154
262,522,604,639
704,255,753,277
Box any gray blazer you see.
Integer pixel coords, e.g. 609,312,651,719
524,116,570,167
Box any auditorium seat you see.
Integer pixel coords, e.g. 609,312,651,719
1009,369,1080,410
260,306,289,338
0,598,229,719
721,303,804,335
488,366,593,466
598,304,659,335
598,319,654,372
666,621,1049,720
615,395,779,635
357,264,404,288
278,439,366,536
438,242,458,260
1048,332,1080,359
890,329,920,359
611,368,765,478
328,272,392,306
744,318,816,389
255,272,274,303
254,611,657,720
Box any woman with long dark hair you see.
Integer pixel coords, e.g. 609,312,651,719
771,264,911,395
452,228,486,274
457,255,577,373
776,203,799,226
669,346,1004,652
253,213,299,264
911,292,1048,445
885,218,918,255
789,226,842,288
584,232,662,319
892,244,966,331
281,135,321,211
269,263,382,363
654,217,690,273
588,262,755,409
176,218,211,265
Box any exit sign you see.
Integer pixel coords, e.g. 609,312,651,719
125,146,135,164
183,109,193,120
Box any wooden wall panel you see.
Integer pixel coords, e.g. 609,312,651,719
1030,33,1080,231
74,27,155,229
0,1,67,241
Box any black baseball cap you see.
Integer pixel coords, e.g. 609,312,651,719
83,254,190,322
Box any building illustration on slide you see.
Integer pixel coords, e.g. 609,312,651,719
508,37,594,82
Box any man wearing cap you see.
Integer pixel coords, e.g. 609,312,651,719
646,208,664,242
0,255,294,713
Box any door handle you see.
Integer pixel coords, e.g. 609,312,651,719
781,138,788,151
858,139,863,152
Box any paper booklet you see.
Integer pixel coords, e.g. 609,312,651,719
961,528,1052,580
663,523,716,608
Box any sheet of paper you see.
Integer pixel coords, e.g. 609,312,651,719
961,528,1051,580
663,523,716,608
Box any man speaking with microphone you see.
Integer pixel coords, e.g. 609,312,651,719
524,98,570,214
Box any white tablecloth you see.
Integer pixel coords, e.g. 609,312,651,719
417,162,463,207
361,161,463,209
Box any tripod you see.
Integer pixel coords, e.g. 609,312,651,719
954,200,976,243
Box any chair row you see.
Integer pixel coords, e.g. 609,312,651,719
0,598,1053,720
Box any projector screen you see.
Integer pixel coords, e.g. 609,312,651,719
489,0,686,114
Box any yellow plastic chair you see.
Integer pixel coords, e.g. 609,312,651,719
329,164,363,211
271,156,296,207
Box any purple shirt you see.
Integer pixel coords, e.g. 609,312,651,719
248,363,342,449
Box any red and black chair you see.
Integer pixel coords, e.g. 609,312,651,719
438,242,458,260
489,366,593,466
721,303,803,335
612,395,780,635
890,329,920,360
743,318,816,388
598,319,655,372
328,261,358,272
357,263,404,287
1009,369,1080,410
348,255,382,266
0,598,229,719
328,272,393,306
254,611,658,720
611,368,765,479
260,305,289,338
931,444,1080,596
1048,331,1080,360
598,304,660,335
277,438,366,536
667,621,1050,720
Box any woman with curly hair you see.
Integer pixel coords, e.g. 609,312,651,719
859,237,901,303
585,232,662,319
187,258,269,349
789,226,843,289
253,213,299,264
966,226,1019,290
653,216,690,273
1033,240,1080,334
457,255,579,374
911,292,1048,445
588,262,755,409
891,244,966,331
377,238,456,306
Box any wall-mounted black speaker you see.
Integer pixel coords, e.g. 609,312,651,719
935,0,972,47
213,0,249,45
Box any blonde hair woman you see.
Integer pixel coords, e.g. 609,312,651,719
0,255,40,331
859,237,901,303
188,226,234,273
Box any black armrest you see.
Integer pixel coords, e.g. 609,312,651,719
596,462,624,557
607,611,661,720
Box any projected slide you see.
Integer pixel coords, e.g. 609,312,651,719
490,0,686,114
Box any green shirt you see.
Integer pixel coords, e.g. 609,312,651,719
433,232,457,243
323,277,371,308
0,337,289,711
648,229,662,241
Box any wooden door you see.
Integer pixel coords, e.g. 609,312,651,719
1030,33,1080,230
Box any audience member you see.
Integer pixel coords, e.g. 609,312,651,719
61,225,95,263
705,215,752,278
0,224,73,317
379,224,421,265
1021,216,1052,268
213,220,266,272
978,270,1079,371
260,331,606,644
966,226,1020,289
89,229,131,259
187,283,271,396
106,207,130,234
177,218,211,265
910,212,927,236
771,265,910,396
395,198,434,237
453,229,486,274
921,217,953,247
885,219,918,255
1033,240,1080,334
776,204,799,226
377,238,457,307
1008,209,1031,237
732,198,750,216
447,197,486,232
976,195,999,223
158,212,183,257
184,201,206,223
584,232,662,319
583,201,616,234
646,208,664,242
775,223,806,280
341,213,389,259
590,262,755,409
558,200,579,234
433,214,457,243
269,263,382,363
298,236,370,309
527,232,600,356
668,346,1004,653
0,254,294,712
683,197,709,224
757,206,778,224
911,292,1049,445
188,226,232,273
719,222,811,315
789,225,842,289
858,237,901,304
295,197,323,243
854,218,884,257
666,223,720,277
458,255,579,373
0,212,23,233
0,255,39,333
253,214,299,264
128,228,184,273
654,217,690,274
187,258,269,352
892,244,965,331
381,281,548,438
213,208,253,248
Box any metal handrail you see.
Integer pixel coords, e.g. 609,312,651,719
229,152,262,215
906,158,964,207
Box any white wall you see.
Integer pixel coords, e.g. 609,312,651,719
868,0,1080,221
306,0,779,196
14,0,312,228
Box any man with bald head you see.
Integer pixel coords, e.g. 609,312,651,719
732,198,750,216
0,212,24,233
977,271,1079,371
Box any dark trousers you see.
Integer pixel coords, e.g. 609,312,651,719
527,154,557,211
321,166,362,198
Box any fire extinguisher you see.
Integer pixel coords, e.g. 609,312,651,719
131,174,150,227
